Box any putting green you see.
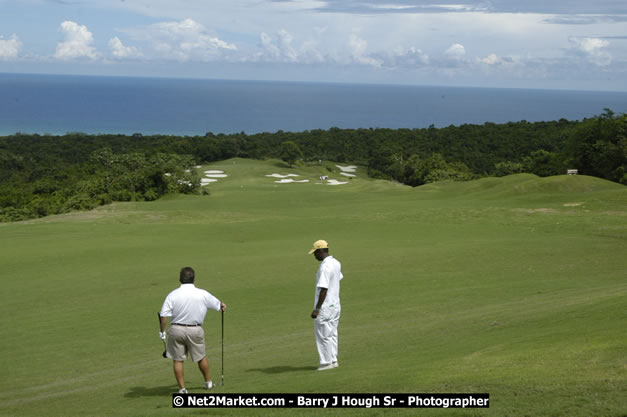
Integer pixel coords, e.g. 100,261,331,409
0,158,625,417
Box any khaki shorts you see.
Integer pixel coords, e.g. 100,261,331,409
167,325,206,362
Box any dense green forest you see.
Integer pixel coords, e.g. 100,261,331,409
1,109,625,222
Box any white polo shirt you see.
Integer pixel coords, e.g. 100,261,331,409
314,256,343,309
160,284,221,325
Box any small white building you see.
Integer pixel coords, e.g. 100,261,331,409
567,169,578,175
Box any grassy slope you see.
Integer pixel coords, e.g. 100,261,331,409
0,158,625,417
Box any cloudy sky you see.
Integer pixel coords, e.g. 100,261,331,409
1,0,626,90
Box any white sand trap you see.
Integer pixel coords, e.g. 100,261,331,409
195,165,202,168
266,173,300,178
336,165,357,173
340,172,356,177
327,180,348,185
275,179,309,183
205,174,228,178
201,178,218,186
204,170,224,174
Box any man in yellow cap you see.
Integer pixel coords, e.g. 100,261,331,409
308,240,343,371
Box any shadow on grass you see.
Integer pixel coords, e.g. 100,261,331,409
125,386,177,398
246,365,317,374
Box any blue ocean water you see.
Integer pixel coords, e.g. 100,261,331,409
1,73,626,136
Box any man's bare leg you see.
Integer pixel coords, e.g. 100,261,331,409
173,360,185,389
198,356,211,382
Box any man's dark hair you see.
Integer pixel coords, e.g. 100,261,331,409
180,267,195,284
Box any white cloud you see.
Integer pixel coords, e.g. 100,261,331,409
277,29,298,62
299,39,326,63
55,21,99,60
349,33,383,67
476,54,523,73
257,30,297,62
386,46,430,68
403,47,430,65
368,4,417,11
308,0,625,14
109,37,141,58
577,37,610,54
570,37,612,66
254,29,326,64
258,32,281,60
445,43,466,60
0,34,21,60
480,53,500,65
2,0,625,90
125,18,236,61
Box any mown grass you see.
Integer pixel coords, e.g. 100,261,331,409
0,158,625,417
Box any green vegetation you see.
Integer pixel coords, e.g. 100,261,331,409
0,158,625,417
1,110,625,222
280,140,304,167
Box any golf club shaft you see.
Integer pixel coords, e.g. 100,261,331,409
221,310,224,385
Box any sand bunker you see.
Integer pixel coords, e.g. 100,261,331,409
275,179,309,183
336,165,356,182
201,169,227,185
266,173,300,178
336,165,357,173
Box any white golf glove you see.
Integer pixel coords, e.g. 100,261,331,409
159,331,166,341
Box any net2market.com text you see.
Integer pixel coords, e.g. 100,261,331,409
173,393,490,409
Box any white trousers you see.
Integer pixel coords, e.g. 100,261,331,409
314,305,341,365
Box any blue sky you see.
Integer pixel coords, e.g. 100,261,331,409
1,0,626,90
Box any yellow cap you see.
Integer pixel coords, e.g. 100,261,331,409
308,240,328,254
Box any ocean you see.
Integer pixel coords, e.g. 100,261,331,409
1,73,626,136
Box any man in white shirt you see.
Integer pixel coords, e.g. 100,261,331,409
309,240,343,371
159,267,226,393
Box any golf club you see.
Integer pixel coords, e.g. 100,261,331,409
220,310,224,386
157,312,167,358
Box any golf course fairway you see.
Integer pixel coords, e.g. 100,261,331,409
1,158,625,417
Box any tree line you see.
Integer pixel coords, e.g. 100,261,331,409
1,109,624,222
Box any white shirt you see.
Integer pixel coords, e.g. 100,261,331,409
314,256,343,309
160,284,221,325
